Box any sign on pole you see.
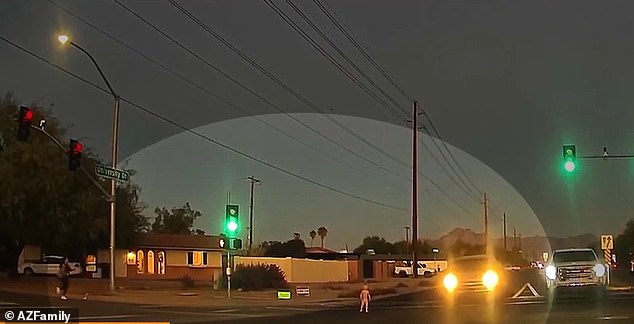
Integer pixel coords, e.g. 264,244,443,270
95,164,130,182
601,235,614,250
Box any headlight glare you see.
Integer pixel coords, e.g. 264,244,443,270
594,264,605,277
546,265,557,280
482,270,499,290
443,273,458,292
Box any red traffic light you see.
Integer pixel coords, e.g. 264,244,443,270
71,141,83,153
19,106,33,122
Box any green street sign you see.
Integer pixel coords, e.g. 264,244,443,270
95,164,130,182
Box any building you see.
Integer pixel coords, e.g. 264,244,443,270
100,233,228,282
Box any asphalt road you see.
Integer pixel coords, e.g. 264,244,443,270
1,269,633,323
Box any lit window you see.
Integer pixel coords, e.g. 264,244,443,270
187,251,207,267
147,251,155,274
127,251,136,265
137,250,145,274
157,251,165,275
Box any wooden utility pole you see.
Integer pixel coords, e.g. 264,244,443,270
483,193,488,253
247,176,261,255
411,101,419,277
503,213,507,251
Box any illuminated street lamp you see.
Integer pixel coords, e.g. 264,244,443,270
58,34,120,293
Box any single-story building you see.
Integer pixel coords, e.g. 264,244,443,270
99,233,229,282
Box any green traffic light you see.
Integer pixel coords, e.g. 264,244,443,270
227,219,238,232
564,160,576,172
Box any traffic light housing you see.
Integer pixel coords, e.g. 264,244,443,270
17,106,33,141
563,145,576,172
225,204,239,236
229,238,242,250
69,139,82,171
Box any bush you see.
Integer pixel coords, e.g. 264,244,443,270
181,275,195,289
231,264,288,291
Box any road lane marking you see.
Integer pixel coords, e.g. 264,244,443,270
511,283,541,298
211,309,238,313
0,301,19,306
596,315,630,320
266,306,316,312
72,315,142,320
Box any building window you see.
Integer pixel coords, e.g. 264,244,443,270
147,251,155,274
126,251,136,265
187,251,207,267
137,250,145,274
157,251,165,275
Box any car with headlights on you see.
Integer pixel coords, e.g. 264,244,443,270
440,254,506,301
544,248,607,298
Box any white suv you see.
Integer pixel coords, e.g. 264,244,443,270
544,248,607,298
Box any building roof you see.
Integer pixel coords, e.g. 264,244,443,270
305,247,339,254
133,233,226,250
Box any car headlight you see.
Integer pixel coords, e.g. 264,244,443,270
443,273,458,292
482,270,499,291
545,265,557,280
594,264,606,277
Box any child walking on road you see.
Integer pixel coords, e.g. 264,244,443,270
359,283,371,313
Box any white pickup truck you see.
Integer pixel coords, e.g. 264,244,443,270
394,261,436,278
544,248,607,299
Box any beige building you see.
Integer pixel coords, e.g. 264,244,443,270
99,233,227,282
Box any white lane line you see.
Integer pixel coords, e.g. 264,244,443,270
0,301,19,306
72,315,143,320
266,306,316,312
211,309,239,313
149,309,262,318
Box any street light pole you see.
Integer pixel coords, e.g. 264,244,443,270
58,35,119,293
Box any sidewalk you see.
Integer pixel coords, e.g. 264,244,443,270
0,277,429,308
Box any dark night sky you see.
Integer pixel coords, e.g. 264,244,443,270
2,0,634,248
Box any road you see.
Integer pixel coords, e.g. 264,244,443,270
1,269,633,323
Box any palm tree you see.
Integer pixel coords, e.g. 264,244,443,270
309,230,317,247
317,226,328,248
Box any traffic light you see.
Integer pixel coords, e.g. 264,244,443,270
17,106,33,141
69,139,82,171
562,145,576,172
225,204,239,236
229,238,243,250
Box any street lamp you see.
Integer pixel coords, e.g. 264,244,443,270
58,34,120,293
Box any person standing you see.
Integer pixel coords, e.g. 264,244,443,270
57,260,71,300
359,283,371,313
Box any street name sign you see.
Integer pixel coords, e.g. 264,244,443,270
95,164,130,182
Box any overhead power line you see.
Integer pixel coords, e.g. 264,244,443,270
0,33,404,211
45,0,405,192
312,0,485,200
261,0,407,120
111,0,409,181
312,0,412,102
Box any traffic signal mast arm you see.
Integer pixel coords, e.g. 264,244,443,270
29,125,113,201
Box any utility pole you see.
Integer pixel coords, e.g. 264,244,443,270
404,226,410,254
411,101,419,277
519,232,522,252
483,193,488,253
513,227,517,251
503,213,507,251
247,176,261,255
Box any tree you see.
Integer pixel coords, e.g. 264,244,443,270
263,239,306,258
615,219,634,269
151,202,202,235
354,236,392,254
0,94,148,274
317,226,328,248
309,230,316,247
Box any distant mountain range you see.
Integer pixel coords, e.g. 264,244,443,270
425,228,599,260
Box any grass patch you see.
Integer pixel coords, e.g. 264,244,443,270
338,287,396,298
